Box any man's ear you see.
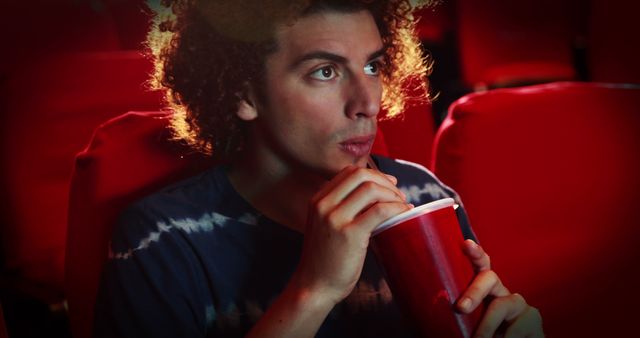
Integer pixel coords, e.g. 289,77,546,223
236,85,259,121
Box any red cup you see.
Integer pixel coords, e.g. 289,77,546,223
371,198,484,338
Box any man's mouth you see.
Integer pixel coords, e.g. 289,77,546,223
339,135,376,157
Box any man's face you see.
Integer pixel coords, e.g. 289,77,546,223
246,9,384,177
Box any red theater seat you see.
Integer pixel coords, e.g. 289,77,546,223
456,0,583,88
378,101,436,170
588,1,640,84
0,0,121,77
432,82,640,337
0,51,161,303
413,3,455,44
65,111,213,338
103,0,153,50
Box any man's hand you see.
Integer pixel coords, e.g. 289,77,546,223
248,165,411,338
292,165,413,305
457,240,544,338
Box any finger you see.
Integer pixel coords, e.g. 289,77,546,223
350,201,414,233
462,239,491,272
317,168,404,212
457,270,510,314
504,306,544,338
383,174,398,185
327,181,410,227
474,293,528,338
312,165,360,203
315,166,401,204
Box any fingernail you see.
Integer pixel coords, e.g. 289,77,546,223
467,239,478,249
385,174,397,183
459,297,472,312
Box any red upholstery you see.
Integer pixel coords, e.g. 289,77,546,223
588,1,640,84
413,3,455,43
0,51,161,303
0,0,121,77
432,82,640,337
103,0,153,50
65,111,213,338
379,101,436,170
456,0,583,88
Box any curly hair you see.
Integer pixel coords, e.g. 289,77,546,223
146,0,435,159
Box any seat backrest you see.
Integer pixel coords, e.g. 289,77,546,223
0,0,121,77
588,0,640,84
413,2,455,44
432,81,640,337
456,0,583,88
103,0,152,50
0,51,162,303
379,100,436,170
65,111,213,338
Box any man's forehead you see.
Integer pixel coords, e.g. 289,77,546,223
273,10,383,59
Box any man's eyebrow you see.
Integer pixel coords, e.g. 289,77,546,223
367,48,386,62
291,51,347,69
290,47,386,69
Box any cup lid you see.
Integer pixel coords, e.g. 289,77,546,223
372,198,455,236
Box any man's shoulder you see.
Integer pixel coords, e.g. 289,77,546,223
374,156,437,182
108,166,240,252
131,167,219,220
373,155,459,205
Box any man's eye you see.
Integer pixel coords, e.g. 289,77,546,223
309,66,337,80
364,61,381,76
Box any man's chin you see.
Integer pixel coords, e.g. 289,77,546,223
323,154,370,177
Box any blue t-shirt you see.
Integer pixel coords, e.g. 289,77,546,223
93,155,475,337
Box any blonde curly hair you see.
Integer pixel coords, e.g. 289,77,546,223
146,0,434,158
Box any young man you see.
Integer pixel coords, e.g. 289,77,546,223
94,0,543,337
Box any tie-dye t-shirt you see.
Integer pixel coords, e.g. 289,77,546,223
93,155,475,337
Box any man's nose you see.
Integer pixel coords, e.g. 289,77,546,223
344,74,381,119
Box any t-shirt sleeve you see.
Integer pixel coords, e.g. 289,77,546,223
375,156,478,243
93,204,212,338
454,203,476,242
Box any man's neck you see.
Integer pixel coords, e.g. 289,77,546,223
226,150,327,233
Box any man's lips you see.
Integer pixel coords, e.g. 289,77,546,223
339,135,376,157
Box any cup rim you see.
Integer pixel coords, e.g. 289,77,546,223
372,198,455,236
